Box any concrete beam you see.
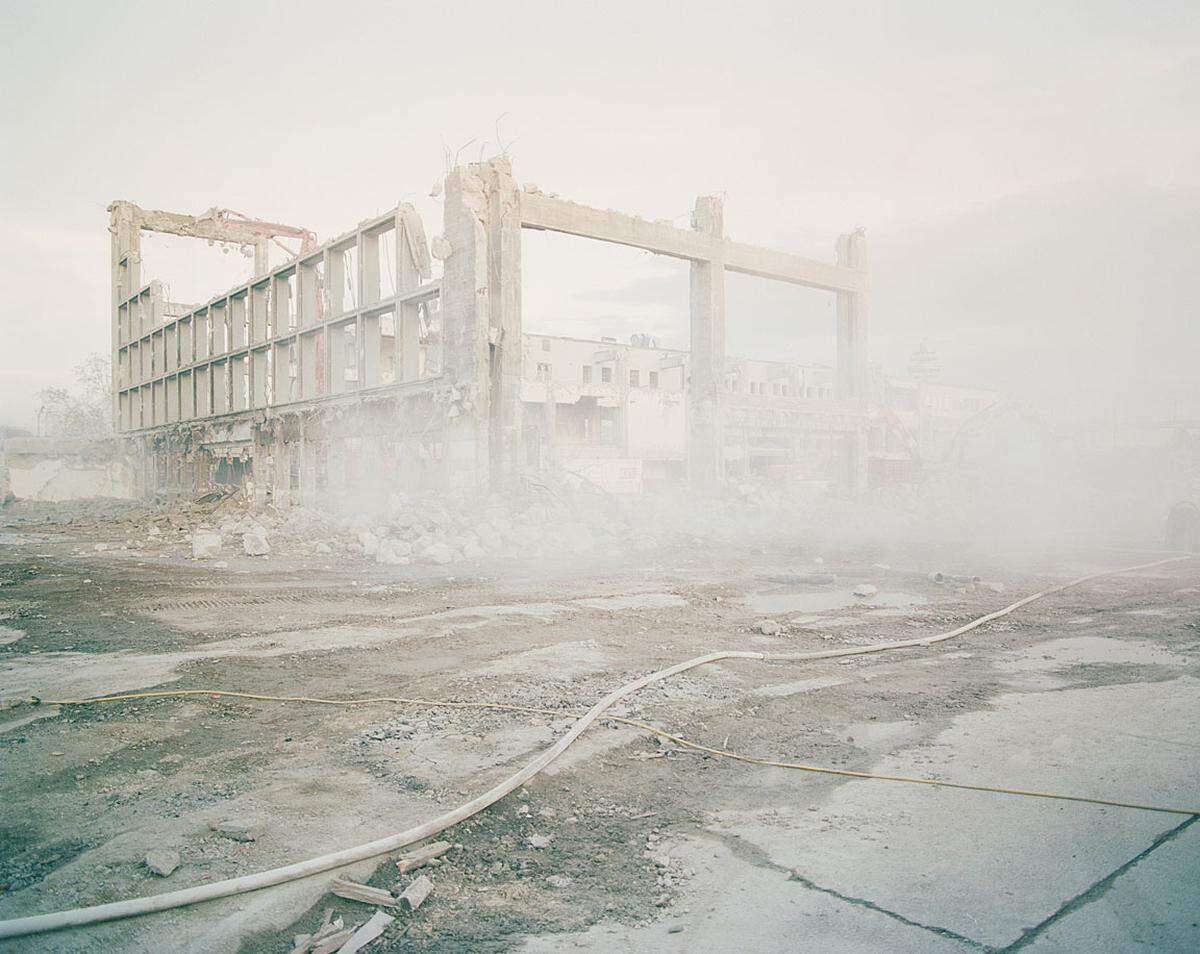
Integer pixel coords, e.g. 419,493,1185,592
724,241,865,293
111,202,315,253
519,192,863,293
520,191,712,261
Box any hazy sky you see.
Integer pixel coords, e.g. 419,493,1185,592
2,1,1197,429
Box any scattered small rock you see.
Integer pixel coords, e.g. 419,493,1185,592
144,848,180,877
210,817,258,842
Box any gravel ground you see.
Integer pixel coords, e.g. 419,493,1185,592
1,498,1197,952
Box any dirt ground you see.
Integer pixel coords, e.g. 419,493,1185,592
1,498,1198,953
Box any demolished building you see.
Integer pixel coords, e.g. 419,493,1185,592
110,158,870,503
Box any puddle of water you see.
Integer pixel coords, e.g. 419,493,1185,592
407,602,569,625
789,616,862,629
0,705,59,734
845,719,920,746
752,676,847,698
0,532,48,546
1003,636,1184,673
866,607,928,618
747,588,927,616
573,593,687,611
482,640,610,677
0,625,25,646
411,593,686,625
0,624,431,699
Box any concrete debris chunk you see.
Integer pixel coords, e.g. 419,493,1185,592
395,840,451,874
422,542,454,565
330,878,396,907
527,834,552,849
144,847,180,877
399,874,433,913
210,817,258,842
852,583,878,598
335,910,394,953
358,531,380,557
462,541,486,560
242,527,270,556
376,538,412,565
191,531,222,560
545,874,573,888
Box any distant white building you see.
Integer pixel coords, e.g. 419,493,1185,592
519,332,1004,491
520,332,855,488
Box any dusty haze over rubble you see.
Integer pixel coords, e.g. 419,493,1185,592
3,1,1198,429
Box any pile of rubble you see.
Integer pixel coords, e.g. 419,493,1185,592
179,486,625,567
51,475,876,568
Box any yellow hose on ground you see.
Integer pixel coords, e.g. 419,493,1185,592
1,553,1194,940
39,688,1200,817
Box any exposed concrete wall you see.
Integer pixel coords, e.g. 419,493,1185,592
112,158,865,499
1,438,136,502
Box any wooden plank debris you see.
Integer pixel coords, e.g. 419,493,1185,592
335,910,394,953
395,840,451,874
310,929,356,954
330,878,396,907
290,909,351,954
399,874,433,913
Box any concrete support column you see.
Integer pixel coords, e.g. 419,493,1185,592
440,164,493,491
362,312,382,387
835,229,868,401
836,229,869,494
396,205,429,384
253,239,269,278
688,195,726,490
110,202,141,431
251,428,270,506
486,159,523,489
542,387,557,470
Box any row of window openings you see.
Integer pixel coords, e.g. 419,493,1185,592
535,364,660,388
121,304,441,386
731,381,835,399
119,236,406,344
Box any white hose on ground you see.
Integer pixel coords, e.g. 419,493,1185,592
0,554,1189,941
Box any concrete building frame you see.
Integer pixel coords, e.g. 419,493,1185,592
110,157,867,499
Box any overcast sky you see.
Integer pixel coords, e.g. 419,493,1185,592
2,0,1197,429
